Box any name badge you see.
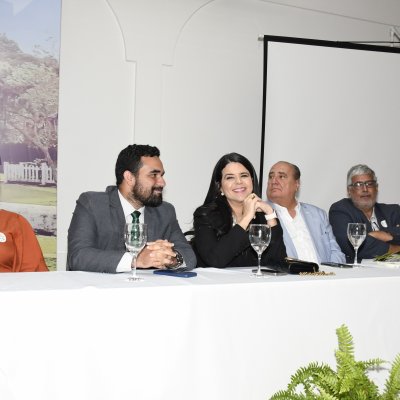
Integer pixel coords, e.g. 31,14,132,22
0,232,6,243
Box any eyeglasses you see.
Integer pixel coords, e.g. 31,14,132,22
348,180,377,189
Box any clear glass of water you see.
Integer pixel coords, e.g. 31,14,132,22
124,223,147,281
249,224,271,277
347,223,367,266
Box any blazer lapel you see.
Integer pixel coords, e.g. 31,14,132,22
374,204,388,229
108,186,126,240
143,207,157,242
300,203,323,260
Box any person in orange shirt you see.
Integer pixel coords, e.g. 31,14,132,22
0,209,48,272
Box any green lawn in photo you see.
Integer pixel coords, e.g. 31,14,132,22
0,181,56,206
1,178,58,270
37,235,57,271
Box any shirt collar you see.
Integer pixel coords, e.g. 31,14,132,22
118,190,145,219
370,207,379,231
272,201,300,215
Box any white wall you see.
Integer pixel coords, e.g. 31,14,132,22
262,40,400,212
57,0,400,269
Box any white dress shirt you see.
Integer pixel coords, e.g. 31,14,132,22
116,190,145,272
274,202,319,263
370,208,380,231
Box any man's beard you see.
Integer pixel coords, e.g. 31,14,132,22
353,197,375,211
131,183,163,207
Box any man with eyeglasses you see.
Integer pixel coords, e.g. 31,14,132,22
329,164,400,263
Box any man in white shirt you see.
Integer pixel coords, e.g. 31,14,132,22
267,161,345,264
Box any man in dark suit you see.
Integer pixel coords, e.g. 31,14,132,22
329,164,400,263
67,144,196,273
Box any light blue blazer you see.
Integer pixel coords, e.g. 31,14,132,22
270,201,346,264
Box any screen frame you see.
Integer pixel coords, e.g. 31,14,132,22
260,35,400,195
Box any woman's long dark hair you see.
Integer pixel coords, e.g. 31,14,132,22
203,152,260,206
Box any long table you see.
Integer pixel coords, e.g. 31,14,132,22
0,263,399,400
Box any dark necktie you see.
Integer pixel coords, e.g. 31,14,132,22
131,211,141,239
131,210,141,223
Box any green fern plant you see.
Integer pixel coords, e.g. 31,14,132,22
269,325,400,400
374,250,400,262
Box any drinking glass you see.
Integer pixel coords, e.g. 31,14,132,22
347,223,367,266
124,223,147,281
249,224,271,277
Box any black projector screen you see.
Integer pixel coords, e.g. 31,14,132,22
260,35,400,213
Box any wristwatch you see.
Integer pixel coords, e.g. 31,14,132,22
168,250,184,270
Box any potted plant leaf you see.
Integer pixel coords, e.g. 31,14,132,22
374,250,400,263
269,324,400,399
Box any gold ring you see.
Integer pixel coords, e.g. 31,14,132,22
251,194,255,199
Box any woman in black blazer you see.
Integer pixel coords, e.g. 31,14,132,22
193,153,286,268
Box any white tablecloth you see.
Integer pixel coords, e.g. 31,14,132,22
0,263,399,400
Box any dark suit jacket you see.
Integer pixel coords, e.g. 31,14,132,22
193,199,287,268
329,198,400,262
67,186,196,273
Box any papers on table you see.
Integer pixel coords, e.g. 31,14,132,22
361,259,400,268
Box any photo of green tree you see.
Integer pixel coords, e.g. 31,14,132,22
0,0,61,270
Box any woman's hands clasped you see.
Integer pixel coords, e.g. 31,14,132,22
237,193,277,230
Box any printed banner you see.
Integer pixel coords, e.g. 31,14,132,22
0,0,61,270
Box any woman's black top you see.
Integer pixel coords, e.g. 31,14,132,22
193,197,287,268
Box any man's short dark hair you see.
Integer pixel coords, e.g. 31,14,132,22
115,144,160,185
291,163,301,180
276,161,301,180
